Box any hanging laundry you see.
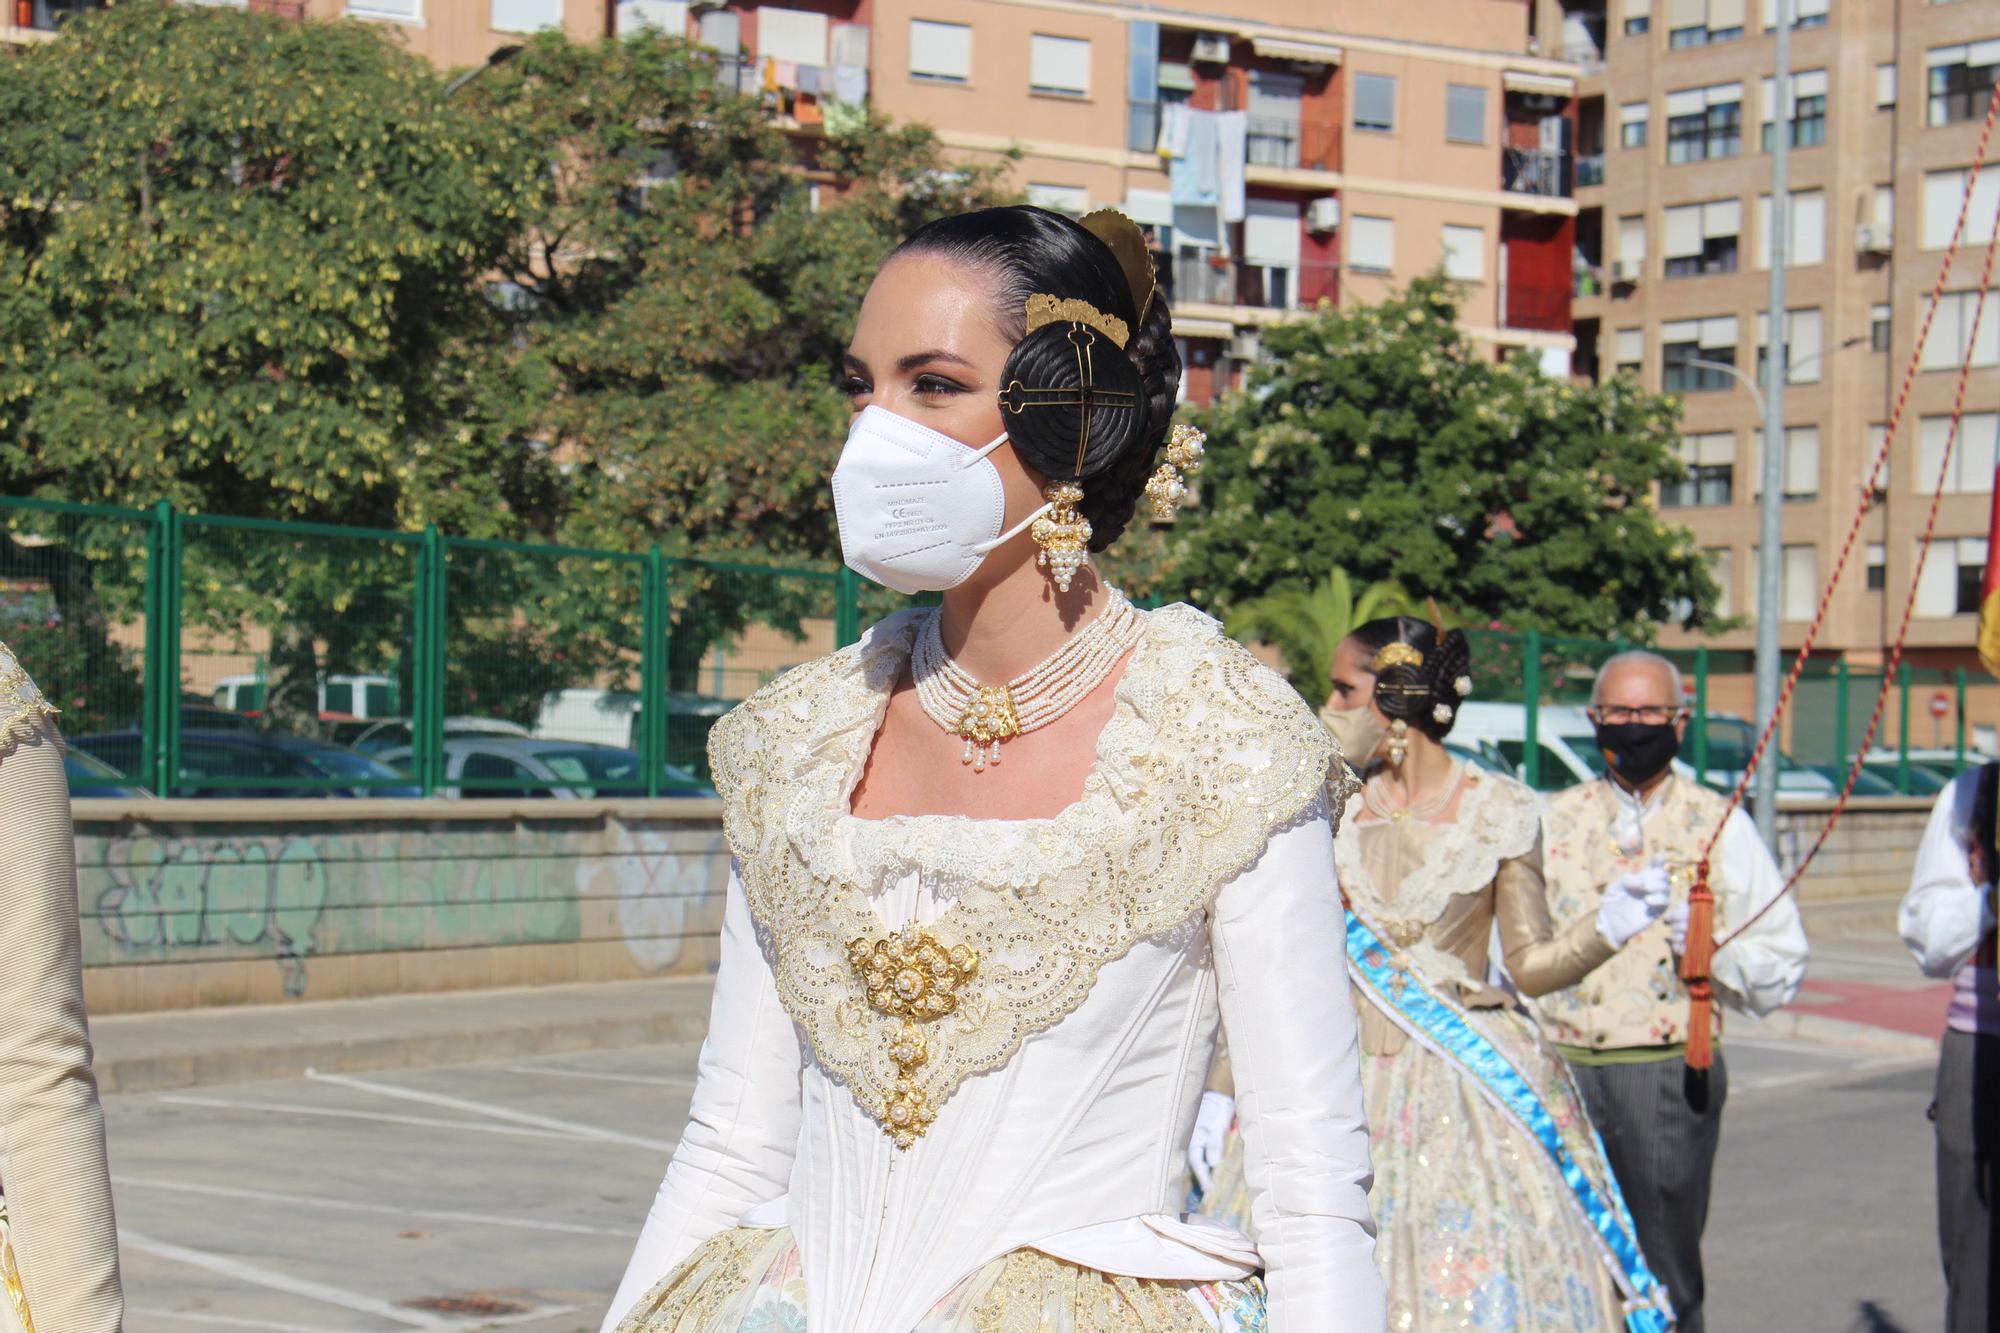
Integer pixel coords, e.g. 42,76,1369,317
1156,100,1192,161
833,64,868,106
1217,111,1248,225
798,64,821,95
1169,108,1219,206
773,60,800,91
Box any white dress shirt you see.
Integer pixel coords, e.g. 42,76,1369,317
1900,770,1999,1035
601,809,1385,1333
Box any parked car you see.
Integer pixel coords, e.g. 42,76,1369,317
211,672,400,723
533,688,735,779
332,715,531,754
64,748,152,798
70,728,419,798
376,736,714,799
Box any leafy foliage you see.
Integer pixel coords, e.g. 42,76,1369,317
1224,569,1416,709
1168,276,1720,644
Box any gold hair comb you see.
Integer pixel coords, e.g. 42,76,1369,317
1024,294,1130,349
1371,642,1425,673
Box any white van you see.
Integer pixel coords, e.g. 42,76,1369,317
210,672,399,722
533,688,641,748
1449,701,1837,803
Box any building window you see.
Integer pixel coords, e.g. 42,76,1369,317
1921,292,2000,371
1866,543,1888,591
1918,412,2000,492
348,0,421,22
1619,102,1649,149
1877,62,1898,109
1761,0,1829,28
1866,423,1891,498
1442,224,1485,281
1760,70,1828,152
1617,214,1647,275
1928,40,2000,127
1917,538,1990,616
909,19,972,84
1755,189,1827,267
1707,547,1734,617
1353,73,1397,133
1756,307,1825,383
1614,327,1645,377
1445,84,1487,144
492,0,560,33
1752,424,1822,500
1871,303,1892,352
1029,33,1090,98
1662,431,1735,506
1661,316,1739,392
1026,183,1090,216
1348,214,1395,271
1663,200,1741,278
1670,0,1746,48
1624,0,1652,36
1243,198,1303,311
1782,545,1818,621
1923,169,2000,251
1666,83,1742,164
1246,71,1305,169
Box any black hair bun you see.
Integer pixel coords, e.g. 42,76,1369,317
997,322,1146,483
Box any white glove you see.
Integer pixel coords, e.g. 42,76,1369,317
1597,859,1671,949
1665,901,1691,955
1187,1090,1235,1193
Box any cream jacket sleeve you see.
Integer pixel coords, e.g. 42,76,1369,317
0,713,125,1332
1900,772,1994,978
1711,808,1810,1018
600,866,802,1332
1211,809,1386,1333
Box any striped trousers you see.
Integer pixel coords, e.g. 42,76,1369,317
1569,1051,1728,1333
1933,1029,1998,1333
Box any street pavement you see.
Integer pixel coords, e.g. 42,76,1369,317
101,939,1955,1332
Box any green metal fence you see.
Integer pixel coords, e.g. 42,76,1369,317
0,496,897,799
1463,628,1978,798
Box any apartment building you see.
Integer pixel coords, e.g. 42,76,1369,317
6,0,1592,403
1543,0,2000,671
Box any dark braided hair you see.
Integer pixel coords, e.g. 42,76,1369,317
1347,616,1474,742
892,206,1182,551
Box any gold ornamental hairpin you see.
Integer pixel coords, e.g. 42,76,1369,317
1024,294,1130,348
1372,642,1425,673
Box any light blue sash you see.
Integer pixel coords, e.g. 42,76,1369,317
1346,908,1675,1333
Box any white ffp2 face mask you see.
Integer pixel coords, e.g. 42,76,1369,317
829,405,1052,595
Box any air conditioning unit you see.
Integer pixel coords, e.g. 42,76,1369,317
1191,33,1232,64
1612,258,1644,284
1229,328,1262,361
1854,223,1893,255
1306,196,1341,234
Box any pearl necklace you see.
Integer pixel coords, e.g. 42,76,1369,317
912,589,1145,771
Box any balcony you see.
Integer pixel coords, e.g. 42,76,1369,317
1128,102,1337,175
1503,147,1572,200
1170,254,1339,315
1575,152,1605,188
5,0,98,37
1502,281,1572,334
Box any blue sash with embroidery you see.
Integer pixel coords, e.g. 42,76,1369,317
1346,908,1675,1333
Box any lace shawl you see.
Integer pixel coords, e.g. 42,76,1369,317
707,604,1348,1145
0,640,60,760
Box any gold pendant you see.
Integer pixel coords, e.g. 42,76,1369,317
1031,480,1092,593
953,684,1021,772
848,929,981,1149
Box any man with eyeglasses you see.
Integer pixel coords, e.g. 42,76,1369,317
1534,650,1809,1333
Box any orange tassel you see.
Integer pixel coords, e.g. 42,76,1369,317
1680,858,1718,1070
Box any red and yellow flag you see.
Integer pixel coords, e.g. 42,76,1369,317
1982,485,2000,678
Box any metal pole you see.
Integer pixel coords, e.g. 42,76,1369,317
1524,630,1543,791
1753,0,1793,848
835,567,862,648
1834,657,1850,783
643,546,666,798
1692,645,1710,784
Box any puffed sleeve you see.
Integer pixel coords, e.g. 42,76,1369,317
1210,806,1386,1333
0,714,125,1333
1493,837,1617,997
1899,772,1995,979
599,867,803,1332
1712,808,1810,1017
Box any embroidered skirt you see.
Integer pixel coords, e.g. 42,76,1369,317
612,1226,1268,1332
1200,1002,1633,1333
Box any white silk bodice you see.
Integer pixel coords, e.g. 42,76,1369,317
601,607,1386,1333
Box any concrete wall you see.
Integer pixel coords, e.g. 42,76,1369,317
74,797,732,1015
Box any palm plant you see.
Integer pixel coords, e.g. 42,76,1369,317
1224,569,1418,710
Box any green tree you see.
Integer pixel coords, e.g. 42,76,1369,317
1169,276,1719,643
1225,568,1416,709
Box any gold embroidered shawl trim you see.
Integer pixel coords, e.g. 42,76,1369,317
0,641,60,761
707,605,1349,1146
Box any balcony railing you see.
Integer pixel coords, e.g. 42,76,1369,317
9,0,100,32
1128,102,1336,173
1502,147,1572,199
1572,264,1606,299
1501,281,1573,334
1169,255,1339,313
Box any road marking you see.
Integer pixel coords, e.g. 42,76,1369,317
1733,1053,1934,1096
114,1175,628,1237
126,1308,370,1333
158,1095,578,1143
501,1064,697,1089
308,1071,676,1152
119,1230,447,1329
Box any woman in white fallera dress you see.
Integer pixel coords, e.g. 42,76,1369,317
598,206,1386,1333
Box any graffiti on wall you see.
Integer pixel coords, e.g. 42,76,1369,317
77,815,731,993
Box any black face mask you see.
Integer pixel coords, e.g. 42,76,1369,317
1594,721,1680,786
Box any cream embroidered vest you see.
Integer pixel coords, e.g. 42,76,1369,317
706,604,1345,1148
1536,774,1738,1050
